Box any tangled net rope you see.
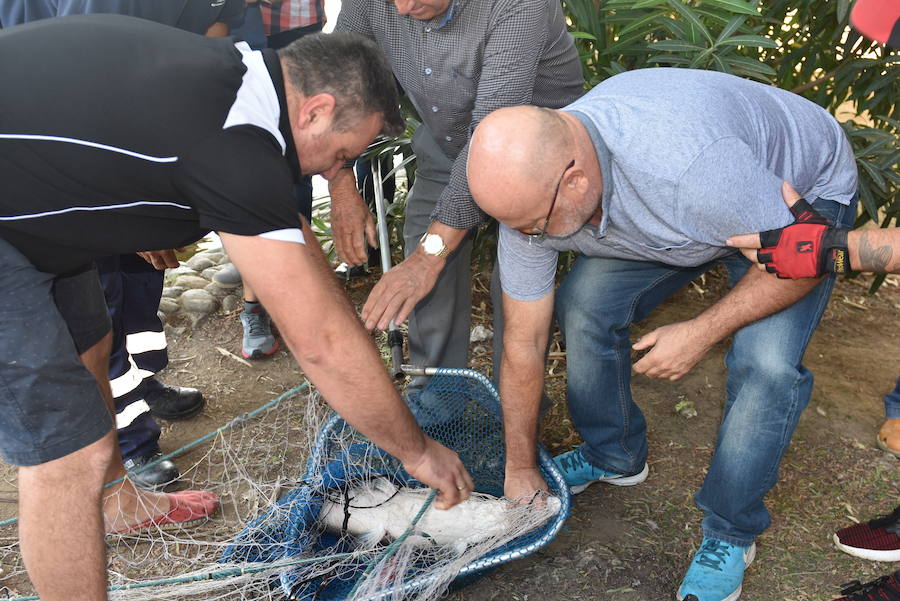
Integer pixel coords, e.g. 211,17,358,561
0,368,569,600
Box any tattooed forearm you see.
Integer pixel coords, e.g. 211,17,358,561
850,230,900,273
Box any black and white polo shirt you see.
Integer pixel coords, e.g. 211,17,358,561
0,13,304,275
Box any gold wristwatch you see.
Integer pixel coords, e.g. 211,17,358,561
419,233,451,258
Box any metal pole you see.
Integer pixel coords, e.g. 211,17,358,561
372,156,405,379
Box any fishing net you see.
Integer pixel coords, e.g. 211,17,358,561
0,368,569,601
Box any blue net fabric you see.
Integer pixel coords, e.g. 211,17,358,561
221,368,571,600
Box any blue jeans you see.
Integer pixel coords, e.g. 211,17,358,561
885,376,900,419
554,196,855,545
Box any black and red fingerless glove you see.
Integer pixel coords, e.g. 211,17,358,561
756,197,850,279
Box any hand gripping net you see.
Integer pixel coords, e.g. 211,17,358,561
221,367,571,601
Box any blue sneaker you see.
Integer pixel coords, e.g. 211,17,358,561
677,537,756,601
553,446,649,494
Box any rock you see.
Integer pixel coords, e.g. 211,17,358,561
157,311,167,325
158,297,180,313
166,265,197,278
204,282,232,299
174,275,211,290
161,286,184,299
217,254,232,265
186,255,215,272
201,266,223,280
470,324,493,343
180,289,218,313
204,252,225,264
221,294,241,313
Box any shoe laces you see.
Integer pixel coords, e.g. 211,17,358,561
840,573,900,600
558,449,590,474
695,539,732,572
243,311,269,336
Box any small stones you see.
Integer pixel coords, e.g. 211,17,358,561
161,286,184,299
173,275,210,290
470,324,493,343
204,282,232,299
221,295,242,313
159,297,180,313
201,266,223,280
158,245,239,329
180,289,218,313
167,265,198,279
185,255,215,272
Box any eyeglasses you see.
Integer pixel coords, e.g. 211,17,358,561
524,159,574,241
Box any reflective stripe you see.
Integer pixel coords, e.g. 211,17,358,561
126,330,167,355
109,357,151,398
116,400,151,429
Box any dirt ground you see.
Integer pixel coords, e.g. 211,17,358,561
1,265,898,600
147,264,899,601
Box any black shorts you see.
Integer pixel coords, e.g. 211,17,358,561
0,237,113,466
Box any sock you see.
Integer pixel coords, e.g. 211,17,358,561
243,300,262,314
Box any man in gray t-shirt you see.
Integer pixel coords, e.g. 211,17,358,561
467,68,857,601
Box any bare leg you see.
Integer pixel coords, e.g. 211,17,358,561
18,433,115,601
243,281,258,302
77,333,170,532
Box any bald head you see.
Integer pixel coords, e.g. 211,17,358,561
469,106,572,224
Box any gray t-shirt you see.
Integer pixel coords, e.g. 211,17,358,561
499,68,858,301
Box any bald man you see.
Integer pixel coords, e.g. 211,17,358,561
468,69,858,601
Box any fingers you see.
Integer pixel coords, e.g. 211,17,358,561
434,464,474,511
737,247,759,264
158,249,180,269
335,226,367,266
633,354,685,381
725,233,762,249
781,181,802,212
365,216,379,250
362,278,418,330
631,330,657,351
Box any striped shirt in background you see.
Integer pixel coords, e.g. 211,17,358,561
261,0,324,35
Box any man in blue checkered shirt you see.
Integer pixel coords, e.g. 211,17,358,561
330,0,584,393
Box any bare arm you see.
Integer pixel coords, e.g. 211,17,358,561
361,222,468,331
499,291,554,500
327,168,378,267
219,227,473,508
849,229,900,273
633,267,821,380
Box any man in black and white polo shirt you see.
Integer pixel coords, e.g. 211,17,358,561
0,15,473,600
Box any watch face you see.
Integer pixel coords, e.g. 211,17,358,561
423,235,443,254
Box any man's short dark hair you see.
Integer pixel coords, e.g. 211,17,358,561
278,32,403,137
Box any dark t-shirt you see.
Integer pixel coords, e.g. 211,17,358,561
0,0,245,32
56,0,246,34
0,14,303,275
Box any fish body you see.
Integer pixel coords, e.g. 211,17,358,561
318,477,560,550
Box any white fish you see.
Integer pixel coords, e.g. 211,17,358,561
318,477,560,551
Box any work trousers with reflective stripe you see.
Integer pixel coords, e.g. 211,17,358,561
96,254,168,461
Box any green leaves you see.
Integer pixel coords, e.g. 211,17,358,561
563,0,897,288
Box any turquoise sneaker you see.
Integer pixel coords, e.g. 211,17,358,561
553,446,648,494
677,537,756,601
